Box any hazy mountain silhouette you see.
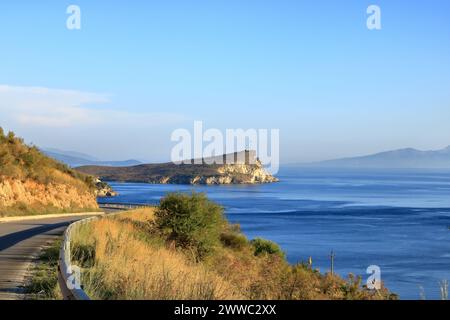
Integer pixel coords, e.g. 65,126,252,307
307,146,450,168
42,148,142,168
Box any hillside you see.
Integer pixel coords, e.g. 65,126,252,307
0,128,99,216
307,146,450,168
42,148,142,168
70,194,396,300
76,150,278,185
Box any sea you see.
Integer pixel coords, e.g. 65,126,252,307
97,167,450,300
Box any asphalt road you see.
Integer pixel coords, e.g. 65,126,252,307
0,215,96,300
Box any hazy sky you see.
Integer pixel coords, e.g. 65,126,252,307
1,0,449,163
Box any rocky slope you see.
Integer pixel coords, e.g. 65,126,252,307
77,151,278,185
0,178,98,211
0,128,99,216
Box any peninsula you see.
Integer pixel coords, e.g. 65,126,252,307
76,151,278,185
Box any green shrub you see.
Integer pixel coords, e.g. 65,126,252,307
154,192,225,259
220,231,248,250
251,238,285,258
6,131,16,143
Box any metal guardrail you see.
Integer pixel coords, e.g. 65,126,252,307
58,217,97,300
99,203,153,210
58,204,152,299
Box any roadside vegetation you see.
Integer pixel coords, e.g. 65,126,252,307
25,240,62,300
71,193,398,300
0,204,101,218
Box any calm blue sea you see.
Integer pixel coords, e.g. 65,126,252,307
98,167,450,300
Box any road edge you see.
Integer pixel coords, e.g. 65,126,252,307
0,212,105,224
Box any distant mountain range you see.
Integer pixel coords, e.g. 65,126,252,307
41,148,142,168
43,145,450,170
306,146,450,169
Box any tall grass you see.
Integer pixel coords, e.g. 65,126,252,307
71,205,397,300
71,209,242,300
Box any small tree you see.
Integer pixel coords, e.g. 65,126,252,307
154,192,225,259
6,131,15,143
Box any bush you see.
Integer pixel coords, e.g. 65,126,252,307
251,238,285,258
220,231,248,250
154,192,226,259
6,131,15,143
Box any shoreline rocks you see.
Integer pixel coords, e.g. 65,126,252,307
95,179,118,197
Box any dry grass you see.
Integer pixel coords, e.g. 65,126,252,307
0,129,95,191
71,207,397,300
71,208,243,300
0,203,100,217
114,208,156,222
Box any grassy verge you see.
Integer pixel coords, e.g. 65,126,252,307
25,240,62,300
0,204,101,218
70,193,398,300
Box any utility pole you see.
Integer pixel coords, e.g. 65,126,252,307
330,250,335,276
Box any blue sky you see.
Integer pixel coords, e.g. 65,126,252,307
0,0,449,163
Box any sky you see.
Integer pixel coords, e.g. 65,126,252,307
0,0,449,163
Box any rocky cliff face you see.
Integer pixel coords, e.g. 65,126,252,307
95,179,118,197
0,178,98,213
187,160,278,185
